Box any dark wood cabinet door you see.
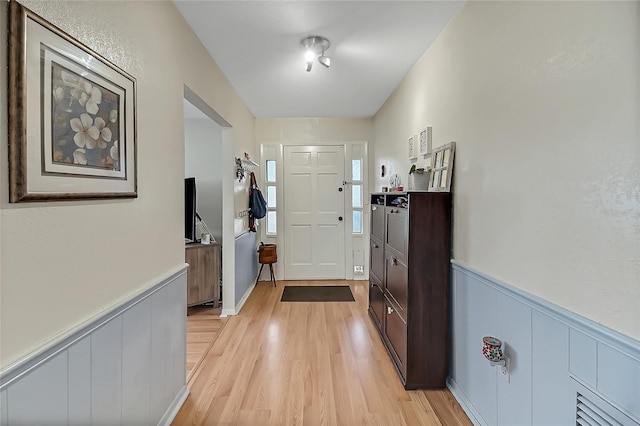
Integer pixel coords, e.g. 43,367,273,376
368,276,384,328
371,204,385,241
385,252,408,318
370,237,384,282
384,297,407,378
385,207,407,261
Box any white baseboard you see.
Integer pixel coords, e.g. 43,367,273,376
235,278,257,314
447,377,486,426
158,384,189,426
220,308,235,318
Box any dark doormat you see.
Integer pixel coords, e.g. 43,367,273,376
280,286,355,302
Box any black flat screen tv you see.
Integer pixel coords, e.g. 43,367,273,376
185,177,197,242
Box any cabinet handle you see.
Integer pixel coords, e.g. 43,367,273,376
391,256,398,265
389,209,395,213
372,206,377,211
371,242,379,248
387,306,394,315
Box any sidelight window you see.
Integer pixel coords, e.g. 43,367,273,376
265,160,277,235
352,159,363,234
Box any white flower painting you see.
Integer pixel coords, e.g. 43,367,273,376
8,0,137,202
51,62,120,171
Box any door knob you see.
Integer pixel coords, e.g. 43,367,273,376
338,216,343,221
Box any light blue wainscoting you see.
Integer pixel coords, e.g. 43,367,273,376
234,231,259,307
0,267,189,426
449,261,640,426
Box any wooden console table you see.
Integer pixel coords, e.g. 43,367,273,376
185,242,221,307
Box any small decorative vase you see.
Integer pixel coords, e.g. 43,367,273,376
482,336,503,362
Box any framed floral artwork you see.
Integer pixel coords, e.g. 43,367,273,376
419,126,432,156
8,1,137,202
407,134,417,160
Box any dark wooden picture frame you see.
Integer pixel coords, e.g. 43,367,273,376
8,1,137,202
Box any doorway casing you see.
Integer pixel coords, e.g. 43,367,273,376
183,86,237,315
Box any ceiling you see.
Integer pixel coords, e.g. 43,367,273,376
175,1,465,119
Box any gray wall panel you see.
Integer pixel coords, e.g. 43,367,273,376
68,336,91,425
7,352,68,424
496,292,532,425
532,310,573,425
0,389,6,426
450,272,462,388
597,343,640,420
150,285,172,424
460,271,498,425
166,278,187,399
569,329,597,388
234,231,258,305
122,298,152,424
91,316,123,425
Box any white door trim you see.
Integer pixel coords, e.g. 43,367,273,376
259,140,369,282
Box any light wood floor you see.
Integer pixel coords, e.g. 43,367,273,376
187,305,228,380
174,280,472,426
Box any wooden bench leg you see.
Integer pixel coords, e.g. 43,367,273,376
268,264,276,286
257,263,265,286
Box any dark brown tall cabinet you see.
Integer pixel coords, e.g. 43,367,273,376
368,191,452,389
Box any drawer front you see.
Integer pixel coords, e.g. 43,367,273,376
384,298,407,377
369,278,384,328
371,204,385,241
385,207,407,260
385,253,408,316
370,237,384,282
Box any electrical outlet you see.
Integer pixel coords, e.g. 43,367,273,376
354,265,364,274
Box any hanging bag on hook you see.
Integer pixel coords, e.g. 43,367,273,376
249,172,267,219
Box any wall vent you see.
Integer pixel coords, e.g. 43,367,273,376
575,381,638,426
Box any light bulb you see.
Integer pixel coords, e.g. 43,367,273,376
304,50,315,62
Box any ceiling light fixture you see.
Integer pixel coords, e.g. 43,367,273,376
300,36,331,72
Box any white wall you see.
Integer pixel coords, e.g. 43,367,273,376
373,1,640,339
0,0,255,368
185,118,223,242
256,118,374,145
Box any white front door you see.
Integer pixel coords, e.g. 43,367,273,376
283,145,346,279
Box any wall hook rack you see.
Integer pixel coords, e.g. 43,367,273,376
235,156,259,182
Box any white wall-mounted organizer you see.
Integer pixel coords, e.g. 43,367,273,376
235,154,259,181
235,208,251,219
